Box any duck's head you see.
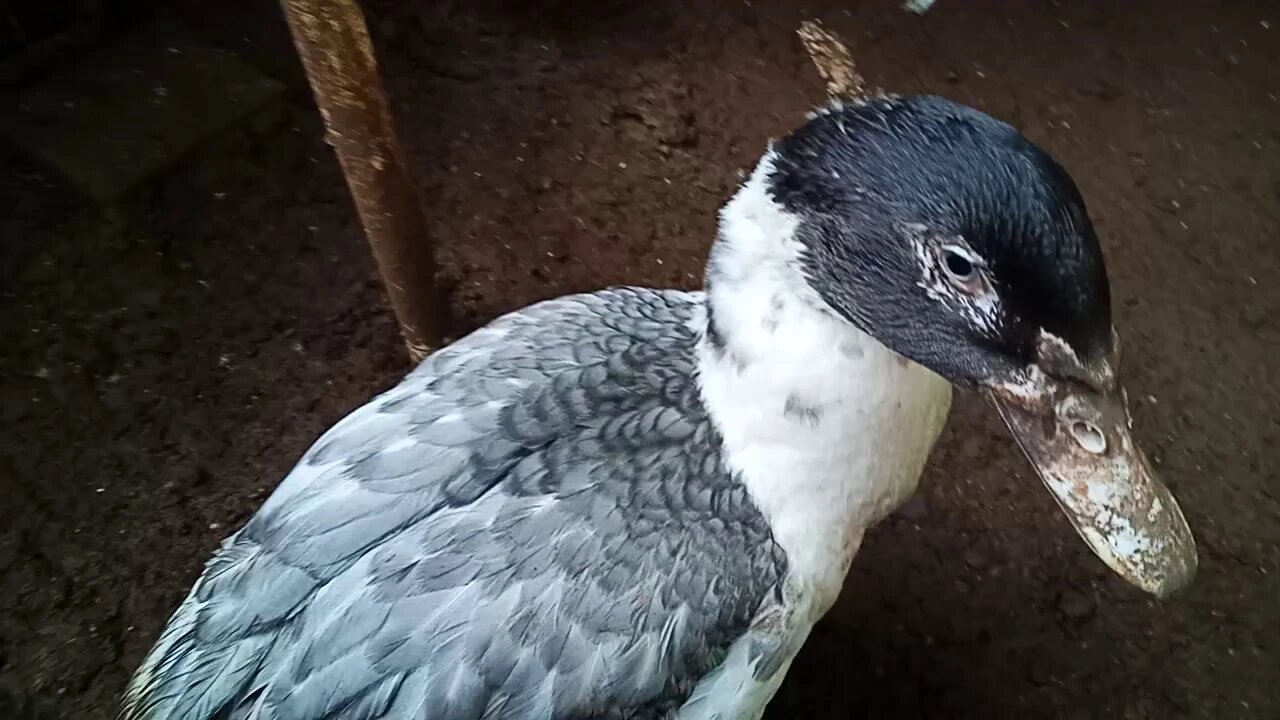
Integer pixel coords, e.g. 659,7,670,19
757,95,1197,597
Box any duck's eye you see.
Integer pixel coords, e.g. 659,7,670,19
940,246,981,287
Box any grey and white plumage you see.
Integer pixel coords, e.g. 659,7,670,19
125,289,796,720
125,94,1196,720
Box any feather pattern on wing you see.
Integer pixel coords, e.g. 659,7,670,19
122,288,787,720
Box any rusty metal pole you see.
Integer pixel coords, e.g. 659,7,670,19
281,0,441,362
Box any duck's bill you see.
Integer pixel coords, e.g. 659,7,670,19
988,376,1197,598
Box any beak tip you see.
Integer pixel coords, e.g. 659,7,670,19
1128,529,1198,600
1150,547,1198,601
1100,537,1198,600
1149,496,1200,600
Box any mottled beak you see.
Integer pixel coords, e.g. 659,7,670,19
987,333,1197,598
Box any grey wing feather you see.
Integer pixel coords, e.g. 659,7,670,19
122,288,787,720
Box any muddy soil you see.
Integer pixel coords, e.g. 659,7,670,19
2,1,1277,718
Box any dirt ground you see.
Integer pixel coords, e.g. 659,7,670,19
2,1,1278,718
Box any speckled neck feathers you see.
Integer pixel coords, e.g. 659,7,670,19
699,150,953,614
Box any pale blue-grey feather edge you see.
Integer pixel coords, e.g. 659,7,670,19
121,287,788,720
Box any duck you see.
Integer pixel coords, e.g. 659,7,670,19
122,94,1197,720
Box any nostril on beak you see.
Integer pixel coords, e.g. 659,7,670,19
1070,420,1107,454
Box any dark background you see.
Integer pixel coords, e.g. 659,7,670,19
2,1,1276,718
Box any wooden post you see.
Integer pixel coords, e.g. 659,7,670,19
281,0,441,362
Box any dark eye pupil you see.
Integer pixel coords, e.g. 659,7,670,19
943,251,974,279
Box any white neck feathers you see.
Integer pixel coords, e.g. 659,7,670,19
697,149,953,614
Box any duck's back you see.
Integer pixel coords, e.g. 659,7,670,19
122,287,788,720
